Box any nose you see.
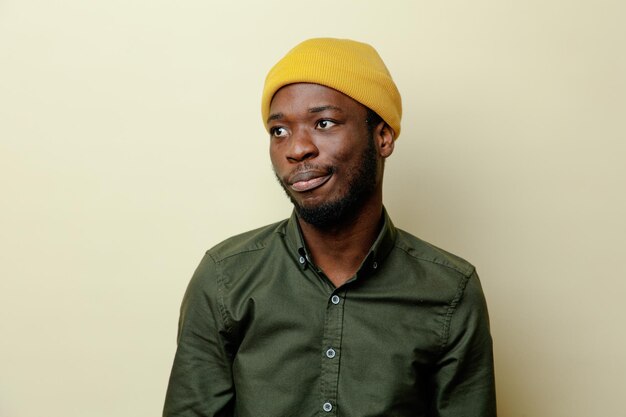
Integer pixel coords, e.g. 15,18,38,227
286,128,318,163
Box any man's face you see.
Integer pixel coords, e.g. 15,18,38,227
267,83,382,228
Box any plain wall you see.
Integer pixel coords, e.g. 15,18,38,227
1,1,624,416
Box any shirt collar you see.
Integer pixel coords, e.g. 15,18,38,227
283,207,397,273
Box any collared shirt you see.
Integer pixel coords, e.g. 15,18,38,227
163,209,496,417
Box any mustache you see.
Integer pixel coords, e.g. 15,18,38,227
277,163,336,185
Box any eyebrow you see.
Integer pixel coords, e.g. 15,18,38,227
267,113,284,124
309,105,343,114
266,105,343,124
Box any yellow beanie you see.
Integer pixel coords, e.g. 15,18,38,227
262,38,402,139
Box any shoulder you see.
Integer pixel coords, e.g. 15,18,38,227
393,228,475,278
185,219,288,294
391,229,489,339
205,219,288,264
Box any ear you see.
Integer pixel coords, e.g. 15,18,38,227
375,122,395,158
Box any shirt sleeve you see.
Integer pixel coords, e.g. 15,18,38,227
163,253,235,417
430,270,497,417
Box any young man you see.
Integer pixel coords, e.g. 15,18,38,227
164,38,496,417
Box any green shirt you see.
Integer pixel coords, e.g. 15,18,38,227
163,209,496,417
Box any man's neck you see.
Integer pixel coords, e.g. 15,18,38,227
298,199,383,288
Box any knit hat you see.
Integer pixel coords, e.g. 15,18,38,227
262,38,402,139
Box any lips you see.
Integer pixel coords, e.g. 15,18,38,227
288,170,333,192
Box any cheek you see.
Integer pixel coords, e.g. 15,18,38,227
269,144,282,169
319,141,353,165
333,149,361,172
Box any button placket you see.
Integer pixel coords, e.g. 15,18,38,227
319,291,345,415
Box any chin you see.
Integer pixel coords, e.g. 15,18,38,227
294,196,354,228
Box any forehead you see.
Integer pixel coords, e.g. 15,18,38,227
268,83,367,120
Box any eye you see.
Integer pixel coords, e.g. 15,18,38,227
316,120,336,130
270,126,288,138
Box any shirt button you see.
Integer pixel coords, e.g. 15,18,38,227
299,256,306,264
323,402,333,412
331,295,340,305
326,348,336,358
372,261,378,269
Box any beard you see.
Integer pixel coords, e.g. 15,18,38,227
274,133,379,229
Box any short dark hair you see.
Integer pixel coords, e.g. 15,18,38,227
365,108,383,134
